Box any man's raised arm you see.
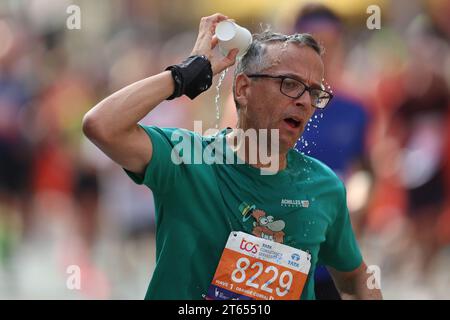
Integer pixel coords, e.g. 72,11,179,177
82,71,174,175
82,13,238,176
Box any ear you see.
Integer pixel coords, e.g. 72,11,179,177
234,73,251,109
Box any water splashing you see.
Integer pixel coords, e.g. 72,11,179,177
215,68,228,129
297,111,325,154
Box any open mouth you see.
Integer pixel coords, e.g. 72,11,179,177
284,117,301,129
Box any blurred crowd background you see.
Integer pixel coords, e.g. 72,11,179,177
0,0,449,299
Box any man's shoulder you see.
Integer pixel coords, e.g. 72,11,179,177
138,125,210,146
139,125,194,137
139,125,221,140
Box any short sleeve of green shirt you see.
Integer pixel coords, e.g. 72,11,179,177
318,184,363,272
124,125,186,196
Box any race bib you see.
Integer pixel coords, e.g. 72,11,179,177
206,231,311,300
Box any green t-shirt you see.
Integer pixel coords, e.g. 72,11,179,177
125,125,362,300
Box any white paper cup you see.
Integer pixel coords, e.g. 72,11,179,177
215,20,252,58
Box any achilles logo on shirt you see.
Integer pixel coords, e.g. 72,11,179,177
281,199,309,208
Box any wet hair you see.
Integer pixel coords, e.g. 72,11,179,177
233,30,322,110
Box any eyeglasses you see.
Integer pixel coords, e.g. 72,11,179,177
246,74,333,109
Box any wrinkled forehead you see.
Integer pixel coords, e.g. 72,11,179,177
263,42,325,83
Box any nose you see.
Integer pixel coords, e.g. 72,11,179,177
295,89,313,110
267,220,285,232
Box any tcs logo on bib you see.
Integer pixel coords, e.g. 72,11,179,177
240,239,259,254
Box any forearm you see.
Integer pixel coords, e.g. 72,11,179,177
84,71,174,138
337,281,383,300
330,264,383,300
352,275,383,300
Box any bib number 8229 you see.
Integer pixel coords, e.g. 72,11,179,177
230,257,293,297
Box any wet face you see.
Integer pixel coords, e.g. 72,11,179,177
235,42,324,153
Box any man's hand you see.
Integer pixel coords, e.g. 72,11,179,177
190,13,240,75
329,262,383,300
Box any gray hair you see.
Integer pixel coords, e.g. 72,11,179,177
233,31,323,110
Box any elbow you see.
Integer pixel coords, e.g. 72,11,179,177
82,110,107,143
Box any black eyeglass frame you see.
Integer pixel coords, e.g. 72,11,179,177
246,73,333,109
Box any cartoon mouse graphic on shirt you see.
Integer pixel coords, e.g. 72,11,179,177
251,209,286,244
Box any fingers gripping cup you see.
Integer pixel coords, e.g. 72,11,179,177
215,20,252,58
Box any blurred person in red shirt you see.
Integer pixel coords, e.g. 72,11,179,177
386,20,450,273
